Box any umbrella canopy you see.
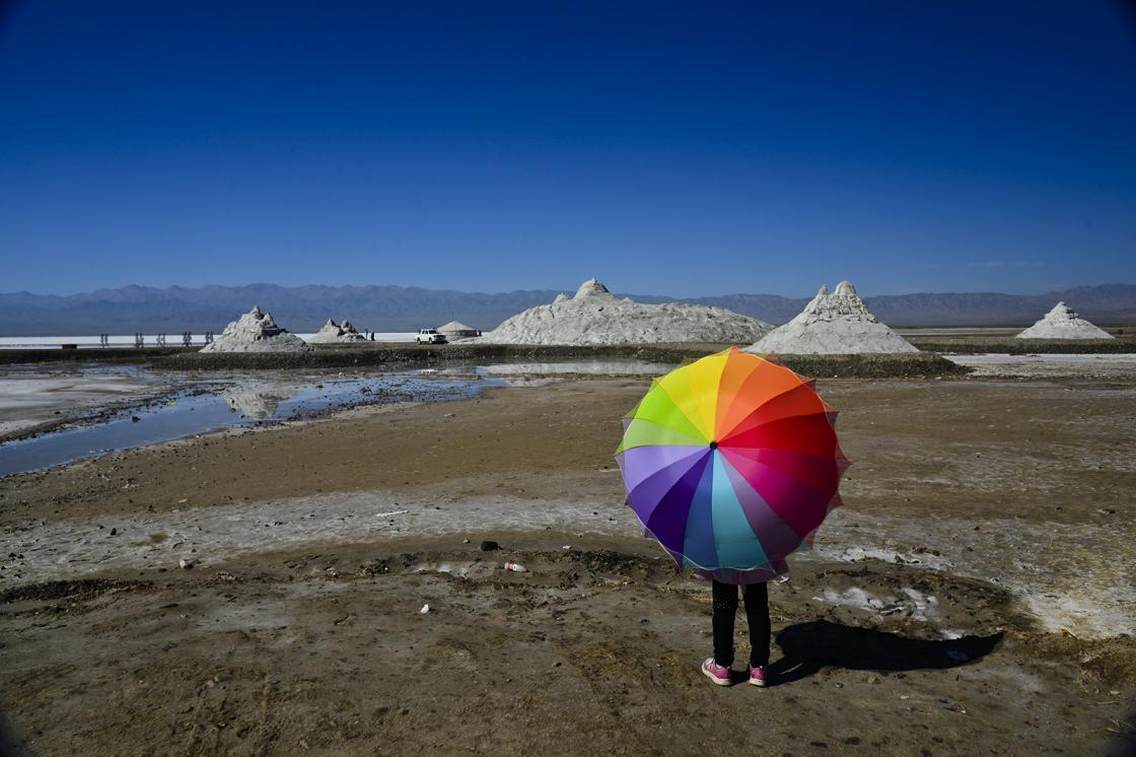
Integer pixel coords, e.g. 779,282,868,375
615,348,847,576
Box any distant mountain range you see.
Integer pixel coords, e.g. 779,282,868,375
1,282,1134,336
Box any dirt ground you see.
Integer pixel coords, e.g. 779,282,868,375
2,375,1135,755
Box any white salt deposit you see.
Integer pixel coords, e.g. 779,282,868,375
200,306,311,353
1015,302,1114,340
477,278,771,345
307,318,367,344
747,281,918,354
437,320,480,340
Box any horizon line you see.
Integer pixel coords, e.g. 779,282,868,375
2,280,1133,301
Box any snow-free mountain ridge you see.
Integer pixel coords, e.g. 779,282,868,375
0,282,1132,335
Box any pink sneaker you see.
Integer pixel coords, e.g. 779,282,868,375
701,658,732,686
748,665,767,687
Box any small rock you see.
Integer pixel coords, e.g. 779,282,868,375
479,540,499,552
110,528,117,536
179,558,195,570
419,603,430,614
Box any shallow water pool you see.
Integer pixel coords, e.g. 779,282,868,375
0,372,498,478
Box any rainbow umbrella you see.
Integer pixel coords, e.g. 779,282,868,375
615,348,847,577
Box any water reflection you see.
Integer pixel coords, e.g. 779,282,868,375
0,372,499,478
221,382,291,419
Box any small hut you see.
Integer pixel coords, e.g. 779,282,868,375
437,320,480,340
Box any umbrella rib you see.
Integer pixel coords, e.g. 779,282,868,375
622,447,710,515
628,380,709,444
616,444,708,497
717,381,829,441
719,447,843,502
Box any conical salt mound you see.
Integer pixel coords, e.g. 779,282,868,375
200,306,311,352
1016,302,1113,340
308,318,366,343
478,278,771,345
574,277,612,299
746,281,918,354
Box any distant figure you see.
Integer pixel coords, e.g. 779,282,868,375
700,571,778,688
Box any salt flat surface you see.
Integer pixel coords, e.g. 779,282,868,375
2,489,1129,639
0,335,209,349
0,333,416,349
478,360,670,377
946,353,1136,378
0,365,165,433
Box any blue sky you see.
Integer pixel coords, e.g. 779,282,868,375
1,1,1134,297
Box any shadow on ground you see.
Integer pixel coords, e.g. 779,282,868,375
1106,705,1136,757
770,620,1003,686
0,710,24,756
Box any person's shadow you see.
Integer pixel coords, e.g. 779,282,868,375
766,620,1003,686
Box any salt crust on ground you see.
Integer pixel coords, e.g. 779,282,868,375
200,306,311,353
1015,302,1114,340
477,278,771,345
747,281,918,355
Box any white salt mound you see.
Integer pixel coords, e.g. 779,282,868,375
200,306,311,353
1015,302,1113,340
308,318,367,344
747,281,918,355
476,278,771,346
437,320,480,340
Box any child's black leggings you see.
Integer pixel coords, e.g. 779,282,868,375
712,580,770,668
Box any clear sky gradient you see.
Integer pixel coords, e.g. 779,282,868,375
2,1,1134,297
